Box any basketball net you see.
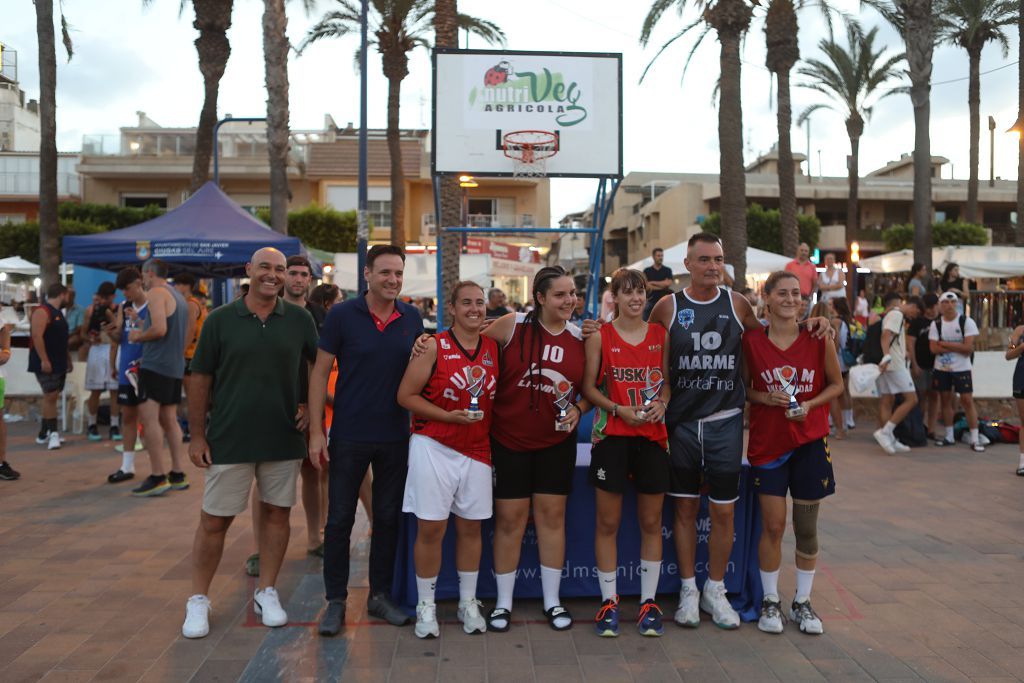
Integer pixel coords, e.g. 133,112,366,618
503,130,558,179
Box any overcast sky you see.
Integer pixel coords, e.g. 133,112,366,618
6,0,1021,226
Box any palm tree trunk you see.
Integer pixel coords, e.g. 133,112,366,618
386,74,406,247
776,67,798,257
262,0,290,234
904,0,933,271
35,0,59,287
716,23,749,285
436,0,460,326
966,45,980,225
1018,0,1024,246
847,132,861,302
191,0,233,191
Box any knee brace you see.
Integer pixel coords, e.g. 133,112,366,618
791,500,820,560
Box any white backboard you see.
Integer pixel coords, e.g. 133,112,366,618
432,49,623,178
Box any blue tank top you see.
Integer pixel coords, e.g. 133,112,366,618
140,284,188,379
118,302,149,384
28,302,69,374
665,287,746,425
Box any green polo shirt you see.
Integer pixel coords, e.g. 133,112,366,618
190,296,318,465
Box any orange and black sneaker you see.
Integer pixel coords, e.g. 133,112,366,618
637,599,664,637
594,596,619,637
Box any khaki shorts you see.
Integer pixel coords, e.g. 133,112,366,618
876,367,916,395
202,460,302,517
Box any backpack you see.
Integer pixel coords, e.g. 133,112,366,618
892,394,928,447
862,311,903,365
843,319,866,365
935,314,975,363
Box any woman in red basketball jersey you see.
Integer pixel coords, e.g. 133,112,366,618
483,266,590,632
397,282,499,639
582,268,670,638
742,271,843,637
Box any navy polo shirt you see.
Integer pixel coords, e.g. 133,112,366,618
319,295,423,442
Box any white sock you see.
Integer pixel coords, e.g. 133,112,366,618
597,569,617,601
882,422,896,436
843,409,854,424
120,451,135,473
88,412,97,427
415,575,437,605
760,568,780,599
494,571,516,612
946,426,955,441
540,565,570,628
704,577,725,593
110,415,120,428
680,575,697,595
639,560,660,602
1018,453,1024,468
970,428,979,444
457,570,478,603
795,569,815,603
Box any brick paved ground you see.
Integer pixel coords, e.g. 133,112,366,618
1,420,1023,682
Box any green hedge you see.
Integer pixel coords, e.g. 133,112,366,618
57,202,163,230
256,204,358,253
0,219,108,263
882,221,989,251
701,204,821,254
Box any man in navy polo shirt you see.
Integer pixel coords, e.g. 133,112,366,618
309,244,423,634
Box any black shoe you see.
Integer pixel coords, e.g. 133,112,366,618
87,424,101,442
131,474,170,497
168,471,190,490
367,593,410,626
108,469,135,484
35,431,49,444
318,601,346,636
109,426,121,441
0,462,20,480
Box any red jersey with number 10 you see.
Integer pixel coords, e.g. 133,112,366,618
413,330,499,465
591,323,668,448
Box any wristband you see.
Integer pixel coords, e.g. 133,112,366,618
881,354,892,364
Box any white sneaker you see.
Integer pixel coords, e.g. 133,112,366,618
757,595,784,634
457,598,486,634
253,587,288,628
892,439,910,452
873,428,896,454
971,441,986,453
845,421,856,430
674,584,700,627
182,594,211,638
790,598,823,635
415,600,439,639
47,431,61,450
699,582,739,629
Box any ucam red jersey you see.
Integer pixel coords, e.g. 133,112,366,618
591,323,668,448
413,330,499,465
743,326,830,466
491,313,586,451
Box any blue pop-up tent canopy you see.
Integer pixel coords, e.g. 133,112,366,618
62,182,304,277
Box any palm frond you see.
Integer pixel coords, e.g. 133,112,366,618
455,14,506,47
638,14,705,84
59,4,74,62
796,102,830,126
640,0,686,47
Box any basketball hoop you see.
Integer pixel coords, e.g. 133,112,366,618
503,130,559,178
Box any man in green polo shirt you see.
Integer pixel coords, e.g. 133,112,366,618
181,247,318,639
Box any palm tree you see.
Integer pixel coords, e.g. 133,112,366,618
935,0,1016,225
1017,0,1023,246
34,0,73,288
864,0,936,272
435,0,462,326
797,21,905,292
765,0,802,259
263,0,290,233
301,0,504,247
641,0,755,285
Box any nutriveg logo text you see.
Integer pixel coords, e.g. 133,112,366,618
468,60,588,126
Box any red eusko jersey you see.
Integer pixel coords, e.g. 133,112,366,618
743,326,830,466
413,330,499,465
591,323,668,448
491,313,586,451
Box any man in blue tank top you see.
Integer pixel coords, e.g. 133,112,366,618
128,259,190,497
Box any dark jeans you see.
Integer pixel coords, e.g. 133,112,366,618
323,437,409,602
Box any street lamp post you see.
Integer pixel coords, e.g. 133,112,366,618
989,115,996,188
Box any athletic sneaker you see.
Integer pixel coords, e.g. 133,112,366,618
109,425,121,441
168,471,190,490
594,596,619,637
675,584,700,627
637,599,664,637
873,429,896,454
971,441,986,453
700,582,739,629
132,474,170,497
935,437,955,447
182,594,211,638
415,601,439,639
107,469,134,484
35,431,48,444
47,431,61,451
757,595,785,634
845,420,856,430
892,439,911,453
457,598,486,634
790,599,823,635
0,462,20,480
87,425,101,441
254,587,288,627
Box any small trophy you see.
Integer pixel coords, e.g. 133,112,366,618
636,368,665,420
465,366,486,421
774,366,805,419
553,380,575,432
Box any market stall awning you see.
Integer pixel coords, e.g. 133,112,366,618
860,246,1024,280
628,244,790,277
0,256,40,275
